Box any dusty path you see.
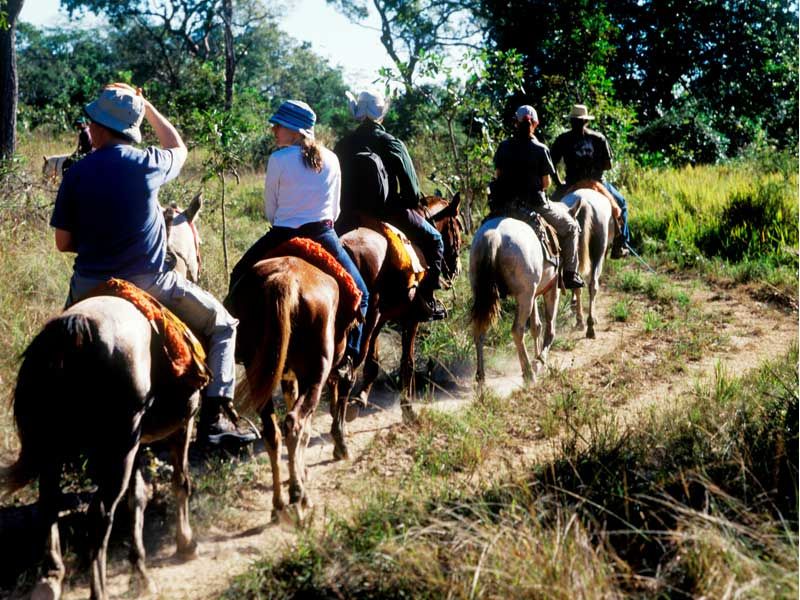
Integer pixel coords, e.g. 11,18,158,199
50,282,797,600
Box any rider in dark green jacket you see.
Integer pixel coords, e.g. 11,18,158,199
334,91,446,321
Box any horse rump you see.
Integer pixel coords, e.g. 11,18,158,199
470,229,502,336
2,314,100,494
229,265,296,413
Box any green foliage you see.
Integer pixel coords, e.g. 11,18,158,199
697,182,799,263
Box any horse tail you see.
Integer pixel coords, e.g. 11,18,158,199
2,314,98,494
571,197,592,278
240,276,295,414
470,230,502,337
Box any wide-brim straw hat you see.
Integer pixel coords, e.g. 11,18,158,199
568,104,595,120
269,100,316,138
84,88,145,143
346,90,390,122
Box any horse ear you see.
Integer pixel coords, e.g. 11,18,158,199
184,193,203,223
444,192,461,216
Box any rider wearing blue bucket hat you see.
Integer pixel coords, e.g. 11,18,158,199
51,83,256,449
228,100,370,389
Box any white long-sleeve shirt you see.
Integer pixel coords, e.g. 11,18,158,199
264,145,341,228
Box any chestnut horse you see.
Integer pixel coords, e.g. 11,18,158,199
1,202,204,600
470,217,560,384
226,256,357,518
340,194,463,423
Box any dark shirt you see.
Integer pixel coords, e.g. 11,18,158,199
491,135,556,210
550,127,612,184
334,121,421,214
51,144,182,278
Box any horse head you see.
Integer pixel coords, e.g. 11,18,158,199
423,192,463,285
164,193,203,283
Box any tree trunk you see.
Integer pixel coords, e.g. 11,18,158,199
0,0,24,160
223,0,235,111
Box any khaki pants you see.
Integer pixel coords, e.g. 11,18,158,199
534,200,580,273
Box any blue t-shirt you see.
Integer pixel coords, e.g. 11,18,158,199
50,144,183,279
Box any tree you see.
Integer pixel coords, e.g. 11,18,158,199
60,0,271,106
328,0,483,92
0,0,24,159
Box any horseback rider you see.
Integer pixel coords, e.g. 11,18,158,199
61,116,93,174
50,84,256,448
550,104,630,258
333,90,447,321
490,105,585,290
227,100,369,386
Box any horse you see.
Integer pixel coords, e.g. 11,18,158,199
1,201,205,600
469,216,560,384
164,193,203,283
562,188,616,339
340,194,463,423
225,253,358,519
42,154,70,183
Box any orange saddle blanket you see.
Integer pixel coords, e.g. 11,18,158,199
89,278,211,390
265,238,363,319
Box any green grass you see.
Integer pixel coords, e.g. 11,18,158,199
224,347,798,599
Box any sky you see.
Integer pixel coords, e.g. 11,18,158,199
18,0,395,90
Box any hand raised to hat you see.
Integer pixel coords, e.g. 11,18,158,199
106,82,144,98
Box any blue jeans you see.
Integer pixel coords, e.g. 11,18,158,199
229,222,369,358
603,182,630,245
68,270,238,399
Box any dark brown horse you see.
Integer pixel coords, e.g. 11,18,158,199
1,203,204,600
341,194,463,423
226,255,357,519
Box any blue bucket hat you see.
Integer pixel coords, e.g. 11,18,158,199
84,88,145,143
269,100,316,138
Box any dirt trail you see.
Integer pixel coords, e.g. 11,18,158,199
57,284,796,600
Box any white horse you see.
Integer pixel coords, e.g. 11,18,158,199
470,217,560,384
562,188,616,338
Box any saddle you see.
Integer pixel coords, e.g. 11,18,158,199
483,207,561,268
356,214,426,290
88,278,211,390
264,237,363,322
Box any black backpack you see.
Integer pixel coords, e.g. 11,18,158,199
351,148,389,216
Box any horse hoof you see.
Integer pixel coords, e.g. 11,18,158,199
130,572,159,596
586,328,596,339
333,444,349,461
31,579,61,600
574,320,584,330
344,402,360,423
401,407,417,425
176,539,198,561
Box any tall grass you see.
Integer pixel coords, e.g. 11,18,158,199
224,347,798,599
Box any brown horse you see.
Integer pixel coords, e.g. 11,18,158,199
1,203,204,600
226,255,357,518
340,194,463,423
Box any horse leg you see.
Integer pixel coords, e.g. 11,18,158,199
31,461,65,600
169,414,197,559
399,322,419,424
285,382,324,510
537,286,560,373
475,331,487,385
329,375,349,461
126,451,158,596
513,295,535,383
260,399,285,518
88,441,139,600
354,319,383,407
573,288,585,330
586,266,601,339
